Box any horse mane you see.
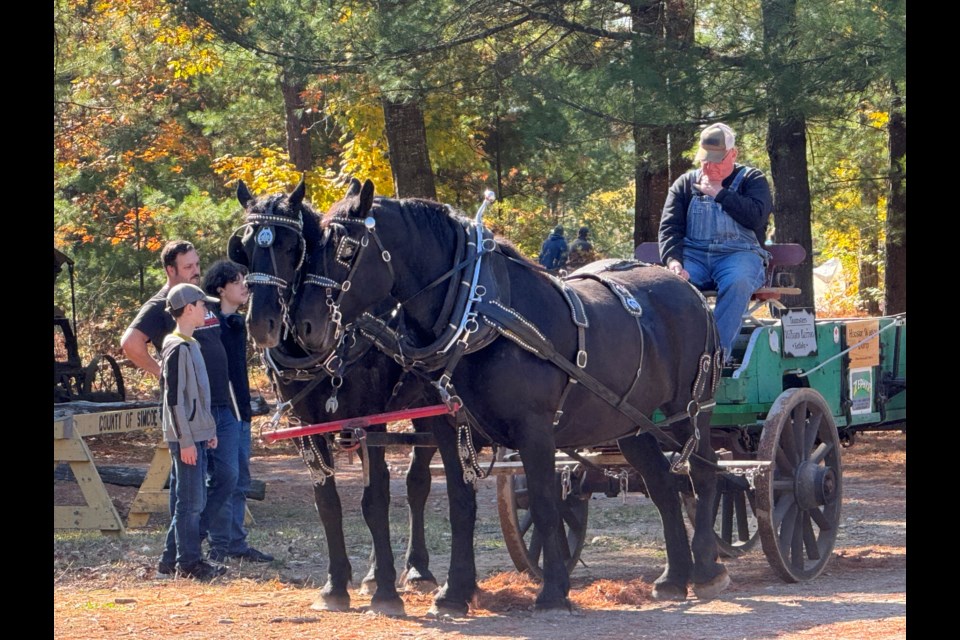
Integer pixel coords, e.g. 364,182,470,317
322,190,538,268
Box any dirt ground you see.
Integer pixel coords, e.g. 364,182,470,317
54,428,906,640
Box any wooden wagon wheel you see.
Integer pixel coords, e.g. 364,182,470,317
496,449,591,579
756,387,842,582
81,354,126,403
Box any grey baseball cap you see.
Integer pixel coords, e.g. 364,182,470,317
166,283,219,312
695,123,736,163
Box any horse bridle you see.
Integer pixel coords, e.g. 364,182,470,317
305,214,395,347
234,206,307,340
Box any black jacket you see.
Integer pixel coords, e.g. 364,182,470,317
658,165,773,266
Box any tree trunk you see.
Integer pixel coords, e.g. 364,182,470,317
763,0,814,310
381,96,437,199
630,1,696,248
766,118,815,309
884,85,906,314
858,235,881,316
280,70,315,172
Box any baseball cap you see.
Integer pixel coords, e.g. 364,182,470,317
694,123,736,163
166,283,219,312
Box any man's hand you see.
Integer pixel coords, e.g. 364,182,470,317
667,259,690,281
208,436,218,450
699,174,723,198
180,444,198,465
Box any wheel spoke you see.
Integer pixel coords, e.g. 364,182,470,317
558,523,572,560
519,511,533,537
772,491,796,529
789,508,805,570
561,502,583,533
801,511,821,560
735,491,750,542
804,411,823,455
809,440,833,465
775,448,796,476
808,504,832,531
772,479,794,491
781,408,801,465
528,527,544,566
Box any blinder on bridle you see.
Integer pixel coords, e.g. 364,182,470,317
303,215,395,346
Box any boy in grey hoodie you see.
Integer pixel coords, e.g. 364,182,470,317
158,283,227,581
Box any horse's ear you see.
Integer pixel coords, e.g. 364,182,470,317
357,179,375,218
289,175,306,208
237,180,254,208
346,177,362,197
228,235,248,266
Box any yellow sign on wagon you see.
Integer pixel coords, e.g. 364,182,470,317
845,319,880,368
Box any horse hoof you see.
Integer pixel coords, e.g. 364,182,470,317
651,583,688,601
532,598,573,614
532,605,575,617
358,579,376,596
427,600,469,618
310,595,351,612
404,577,439,594
692,567,731,600
369,597,406,617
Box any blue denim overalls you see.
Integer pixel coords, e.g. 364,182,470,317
682,168,769,359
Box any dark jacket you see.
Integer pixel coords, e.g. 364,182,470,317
217,311,252,422
538,233,569,270
126,285,236,412
658,165,773,266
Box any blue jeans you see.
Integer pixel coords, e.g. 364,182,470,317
201,405,244,554
227,420,252,554
683,244,766,358
162,440,208,568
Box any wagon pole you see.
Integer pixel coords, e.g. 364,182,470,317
260,403,457,444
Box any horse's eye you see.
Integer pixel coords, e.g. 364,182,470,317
339,242,355,258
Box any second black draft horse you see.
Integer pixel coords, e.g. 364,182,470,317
228,178,481,617
295,178,731,611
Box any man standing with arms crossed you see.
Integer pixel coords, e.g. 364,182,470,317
121,240,273,574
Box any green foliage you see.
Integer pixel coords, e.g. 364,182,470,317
54,0,906,381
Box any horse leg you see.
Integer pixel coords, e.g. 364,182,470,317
400,434,439,592
427,416,478,618
519,437,571,612
617,432,693,601
359,440,406,616
301,437,353,612
685,413,729,599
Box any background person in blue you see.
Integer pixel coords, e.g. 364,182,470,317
658,123,773,363
538,225,569,271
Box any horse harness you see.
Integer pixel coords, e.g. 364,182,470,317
323,210,723,478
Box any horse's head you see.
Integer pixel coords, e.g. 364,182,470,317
294,178,396,354
229,177,317,348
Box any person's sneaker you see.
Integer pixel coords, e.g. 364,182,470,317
235,547,274,563
207,547,229,563
177,560,228,581
157,560,175,576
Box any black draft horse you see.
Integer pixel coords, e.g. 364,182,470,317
295,178,731,611
228,178,480,617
